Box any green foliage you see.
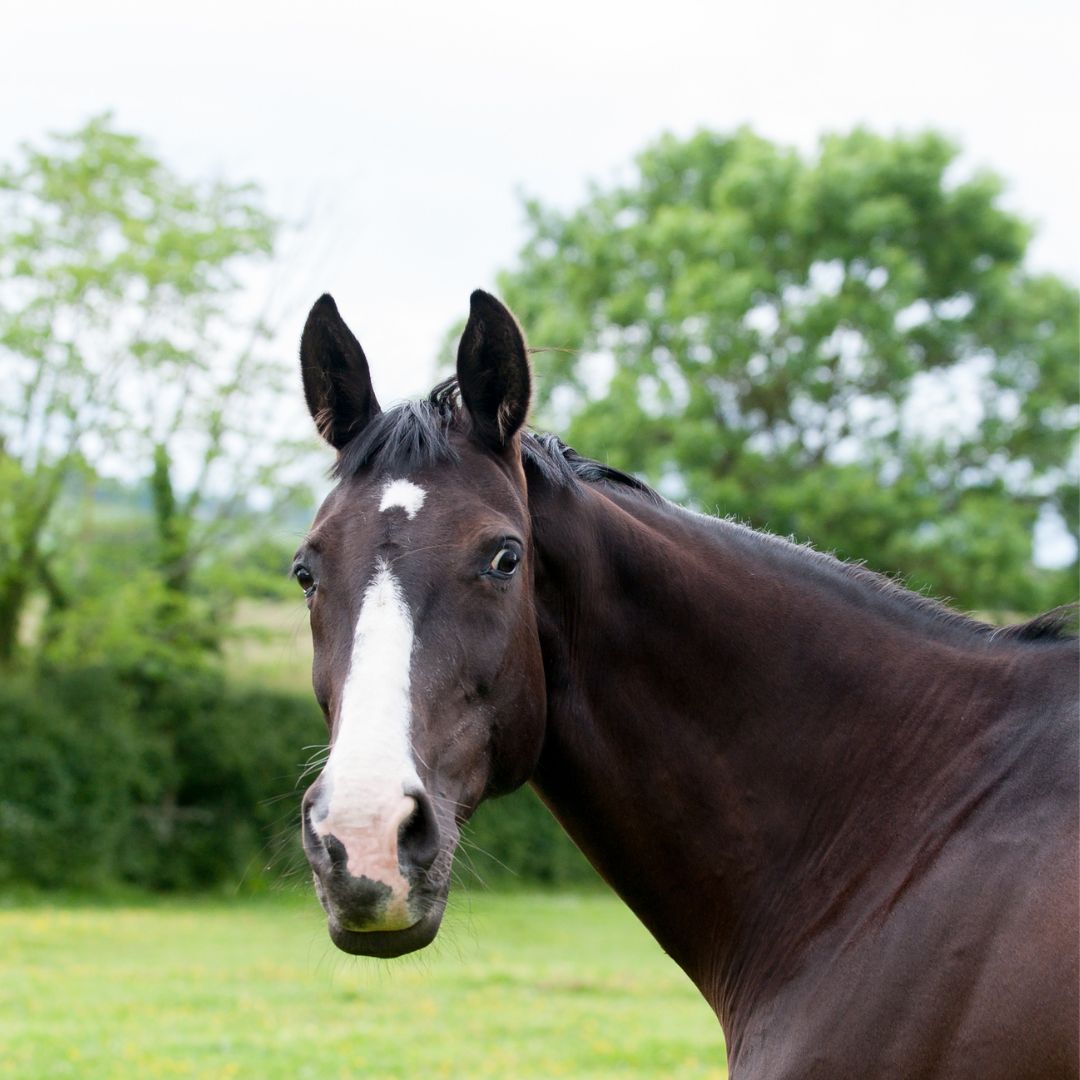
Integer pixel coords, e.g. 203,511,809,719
126,677,324,891
209,534,304,601
0,115,303,666
0,647,595,891
0,669,141,888
0,664,324,891
42,569,219,679
463,787,598,888
501,128,1079,614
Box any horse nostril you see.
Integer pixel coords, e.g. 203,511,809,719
399,790,440,873
322,833,349,870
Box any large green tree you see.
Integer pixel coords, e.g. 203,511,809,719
0,115,300,666
501,128,1078,614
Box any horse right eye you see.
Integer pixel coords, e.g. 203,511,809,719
295,566,316,595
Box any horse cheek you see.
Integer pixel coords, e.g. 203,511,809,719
484,625,546,798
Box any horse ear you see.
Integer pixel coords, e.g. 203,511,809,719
456,290,531,452
300,294,381,450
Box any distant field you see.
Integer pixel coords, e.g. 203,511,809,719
0,891,727,1079
224,599,313,694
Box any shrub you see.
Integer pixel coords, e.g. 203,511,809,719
0,669,143,887
0,663,596,892
462,787,599,889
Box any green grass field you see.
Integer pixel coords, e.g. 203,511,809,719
0,890,727,1079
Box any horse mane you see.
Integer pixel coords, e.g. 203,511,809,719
331,378,1076,647
787,545,1077,645
520,431,663,505
994,604,1079,642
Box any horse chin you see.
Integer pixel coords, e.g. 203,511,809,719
325,898,446,958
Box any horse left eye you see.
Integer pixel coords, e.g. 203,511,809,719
488,545,521,578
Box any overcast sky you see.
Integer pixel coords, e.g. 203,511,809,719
3,0,1077,411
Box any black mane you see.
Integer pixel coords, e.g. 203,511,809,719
331,379,1075,646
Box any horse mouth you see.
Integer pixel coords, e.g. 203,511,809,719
310,863,448,957
325,902,445,957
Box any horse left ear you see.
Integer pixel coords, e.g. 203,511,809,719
456,290,531,452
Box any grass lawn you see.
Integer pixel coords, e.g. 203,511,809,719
0,890,727,1079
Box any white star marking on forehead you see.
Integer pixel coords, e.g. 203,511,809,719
379,478,427,519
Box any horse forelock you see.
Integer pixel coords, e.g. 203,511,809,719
332,378,463,480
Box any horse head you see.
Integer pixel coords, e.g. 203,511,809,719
295,291,546,957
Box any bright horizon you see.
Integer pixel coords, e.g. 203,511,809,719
4,0,1076,407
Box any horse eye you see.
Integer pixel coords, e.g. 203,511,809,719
295,566,316,595
488,545,521,578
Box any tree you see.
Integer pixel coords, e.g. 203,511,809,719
0,115,302,665
500,128,1078,614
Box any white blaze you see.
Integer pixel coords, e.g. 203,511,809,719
315,559,421,895
379,478,427,519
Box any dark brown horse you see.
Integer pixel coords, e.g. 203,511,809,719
293,290,1079,1079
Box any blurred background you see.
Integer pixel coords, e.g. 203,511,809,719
1,1,1077,1077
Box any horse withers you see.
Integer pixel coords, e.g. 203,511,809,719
292,290,1079,1079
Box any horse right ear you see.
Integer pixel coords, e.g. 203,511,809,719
300,294,381,450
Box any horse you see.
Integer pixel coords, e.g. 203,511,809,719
292,289,1079,1079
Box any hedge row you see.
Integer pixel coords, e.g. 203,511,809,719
0,666,595,891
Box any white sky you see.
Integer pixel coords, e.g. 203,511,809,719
4,0,1077,408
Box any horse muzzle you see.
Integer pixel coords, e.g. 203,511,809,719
301,778,447,955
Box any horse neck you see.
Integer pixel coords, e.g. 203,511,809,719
526,476,1006,1021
